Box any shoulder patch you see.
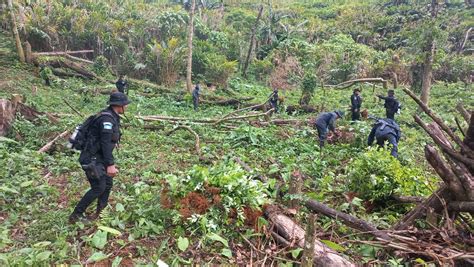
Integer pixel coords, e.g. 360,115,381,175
103,122,113,130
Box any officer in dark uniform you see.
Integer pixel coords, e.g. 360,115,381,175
69,92,131,223
115,75,128,94
377,90,399,120
368,118,401,158
350,88,362,121
269,88,279,112
192,83,200,111
314,110,344,147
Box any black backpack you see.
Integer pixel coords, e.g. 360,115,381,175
68,112,114,151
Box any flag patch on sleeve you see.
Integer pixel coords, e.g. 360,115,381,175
103,122,113,130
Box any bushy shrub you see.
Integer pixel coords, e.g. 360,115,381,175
347,147,432,202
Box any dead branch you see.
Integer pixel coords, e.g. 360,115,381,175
62,98,83,117
414,115,474,167
334,78,388,89
233,157,267,182
456,103,471,123
64,54,94,64
166,125,201,157
216,102,266,124
404,87,472,156
305,199,391,241
38,130,70,153
393,186,451,230
458,27,473,54
264,205,354,266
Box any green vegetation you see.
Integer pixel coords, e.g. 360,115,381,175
0,0,473,265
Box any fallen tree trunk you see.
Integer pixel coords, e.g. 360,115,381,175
305,199,391,241
233,157,267,182
285,104,320,114
334,78,388,90
38,130,70,153
456,102,471,123
32,50,94,56
51,68,89,79
264,205,354,266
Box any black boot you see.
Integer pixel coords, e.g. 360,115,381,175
69,213,90,224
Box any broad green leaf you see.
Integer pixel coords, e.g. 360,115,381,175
177,236,189,252
414,258,426,264
36,251,52,261
91,230,107,249
115,203,125,212
206,233,228,247
0,186,19,194
290,248,303,258
221,248,232,258
98,225,121,236
321,240,346,252
86,252,108,263
20,181,33,188
33,241,51,248
111,256,122,267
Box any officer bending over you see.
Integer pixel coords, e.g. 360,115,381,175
314,110,344,147
368,118,401,158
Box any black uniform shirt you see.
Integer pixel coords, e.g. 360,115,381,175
80,107,121,166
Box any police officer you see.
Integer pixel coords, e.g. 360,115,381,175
314,110,344,147
368,118,401,158
69,92,131,223
350,88,362,121
192,83,200,111
269,88,279,112
377,90,399,120
115,75,128,94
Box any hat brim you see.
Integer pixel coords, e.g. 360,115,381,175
108,100,131,106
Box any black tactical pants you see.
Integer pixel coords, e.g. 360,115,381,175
376,134,398,158
351,109,360,121
386,110,395,120
316,125,328,147
193,98,199,110
73,163,113,215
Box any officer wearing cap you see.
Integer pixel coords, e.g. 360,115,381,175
350,88,362,121
314,110,344,147
69,92,131,224
377,90,400,120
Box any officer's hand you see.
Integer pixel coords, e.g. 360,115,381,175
354,109,358,112
107,165,118,177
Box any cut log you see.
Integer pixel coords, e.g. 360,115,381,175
264,205,354,266
390,195,425,204
448,201,474,212
305,199,391,241
51,68,89,79
38,130,70,153
286,105,319,114
0,99,16,136
425,144,467,200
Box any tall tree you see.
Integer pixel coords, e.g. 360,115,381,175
7,0,25,63
420,0,439,105
186,0,196,93
242,5,263,78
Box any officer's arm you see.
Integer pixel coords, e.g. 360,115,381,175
99,117,115,166
368,126,376,145
377,95,386,100
328,116,336,132
351,95,355,107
